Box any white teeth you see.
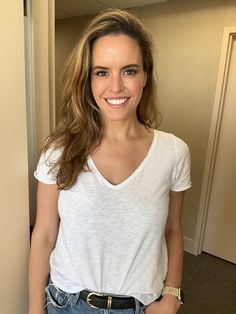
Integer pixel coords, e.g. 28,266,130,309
106,98,128,105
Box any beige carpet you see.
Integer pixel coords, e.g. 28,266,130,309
179,252,236,314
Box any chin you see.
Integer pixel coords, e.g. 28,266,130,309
103,112,137,123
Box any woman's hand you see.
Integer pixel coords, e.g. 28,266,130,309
144,295,181,314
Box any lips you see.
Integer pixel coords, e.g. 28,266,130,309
105,97,129,105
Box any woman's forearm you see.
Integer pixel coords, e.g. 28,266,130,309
164,191,185,288
28,232,54,314
164,228,184,288
29,182,60,314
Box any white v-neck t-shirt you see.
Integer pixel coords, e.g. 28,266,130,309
34,130,191,305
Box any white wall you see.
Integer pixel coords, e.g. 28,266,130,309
0,0,29,312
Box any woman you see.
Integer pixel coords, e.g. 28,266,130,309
29,9,191,314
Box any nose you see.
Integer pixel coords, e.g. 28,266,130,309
109,74,124,93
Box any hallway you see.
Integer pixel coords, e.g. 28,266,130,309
180,252,236,313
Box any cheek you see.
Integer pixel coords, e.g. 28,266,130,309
131,81,145,99
91,79,107,99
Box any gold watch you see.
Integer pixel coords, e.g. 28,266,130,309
162,286,184,304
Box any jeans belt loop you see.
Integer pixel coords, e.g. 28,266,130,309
107,296,112,309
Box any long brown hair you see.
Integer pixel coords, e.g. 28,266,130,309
44,9,161,190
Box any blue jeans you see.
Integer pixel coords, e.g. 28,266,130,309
45,279,145,314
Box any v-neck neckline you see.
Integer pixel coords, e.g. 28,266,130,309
88,130,158,190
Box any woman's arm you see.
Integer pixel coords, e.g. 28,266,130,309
145,191,185,314
29,182,60,314
164,190,185,288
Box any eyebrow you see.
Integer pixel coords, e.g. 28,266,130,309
92,64,140,71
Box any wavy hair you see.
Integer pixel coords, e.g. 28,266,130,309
43,8,161,190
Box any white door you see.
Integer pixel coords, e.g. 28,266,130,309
202,36,236,264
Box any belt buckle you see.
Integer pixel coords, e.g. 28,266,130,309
86,292,113,309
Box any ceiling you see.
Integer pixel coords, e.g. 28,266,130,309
56,0,168,20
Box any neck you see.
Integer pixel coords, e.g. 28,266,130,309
103,119,147,140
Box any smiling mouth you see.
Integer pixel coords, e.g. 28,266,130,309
105,98,129,105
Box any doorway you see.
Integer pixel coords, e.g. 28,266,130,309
194,28,236,264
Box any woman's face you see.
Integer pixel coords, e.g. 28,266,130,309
91,34,147,124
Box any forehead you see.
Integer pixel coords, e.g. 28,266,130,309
91,34,143,66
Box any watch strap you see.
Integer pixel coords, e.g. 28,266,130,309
162,286,184,304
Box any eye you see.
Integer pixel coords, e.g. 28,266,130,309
95,70,109,77
123,69,137,76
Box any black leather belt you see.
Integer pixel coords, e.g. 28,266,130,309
80,290,137,309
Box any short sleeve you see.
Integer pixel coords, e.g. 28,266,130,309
171,137,191,192
34,148,61,184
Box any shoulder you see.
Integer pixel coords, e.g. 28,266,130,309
155,130,189,154
34,146,63,184
38,146,62,165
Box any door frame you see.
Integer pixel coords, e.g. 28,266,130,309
29,0,55,225
193,27,236,255
31,0,55,155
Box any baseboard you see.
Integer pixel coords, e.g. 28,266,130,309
184,236,195,255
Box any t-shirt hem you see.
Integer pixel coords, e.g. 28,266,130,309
50,274,86,294
50,273,162,306
34,172,57,185
170,183,192,192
